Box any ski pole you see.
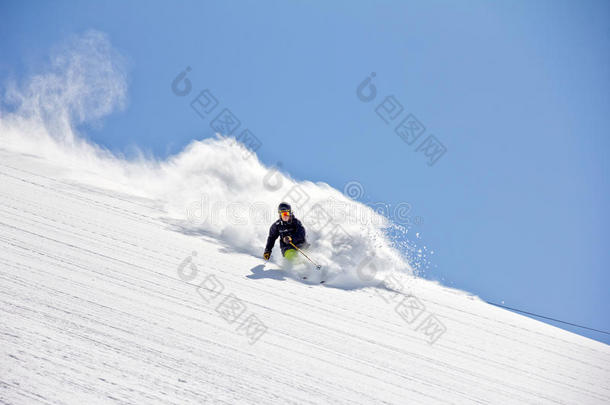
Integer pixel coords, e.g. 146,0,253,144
289,241,322,270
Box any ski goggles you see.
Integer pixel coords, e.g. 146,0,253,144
279,210,291,218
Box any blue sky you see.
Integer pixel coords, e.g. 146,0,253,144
2,0,609,343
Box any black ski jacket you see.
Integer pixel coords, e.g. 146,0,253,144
264,217,307,256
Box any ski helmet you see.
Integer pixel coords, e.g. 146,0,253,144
278,202,292,212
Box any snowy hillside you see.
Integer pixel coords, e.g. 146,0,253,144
1,149,609,404
1,30,608,404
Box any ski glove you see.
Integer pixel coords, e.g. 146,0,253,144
283,236,292,244
263,252,270,260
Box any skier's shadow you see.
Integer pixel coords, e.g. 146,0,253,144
246,264,286,281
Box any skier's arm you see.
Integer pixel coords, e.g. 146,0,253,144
264,223,279,255
292,219,306,245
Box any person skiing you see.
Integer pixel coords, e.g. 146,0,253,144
263,202,307,261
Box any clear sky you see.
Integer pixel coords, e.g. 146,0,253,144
2,0,609,343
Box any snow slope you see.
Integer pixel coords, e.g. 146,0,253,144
1,30,609,404
1,150,609,405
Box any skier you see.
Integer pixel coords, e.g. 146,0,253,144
263,202,307,261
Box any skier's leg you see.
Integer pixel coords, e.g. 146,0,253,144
283,248,298,261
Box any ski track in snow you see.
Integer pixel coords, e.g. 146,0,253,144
1,151,609,404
